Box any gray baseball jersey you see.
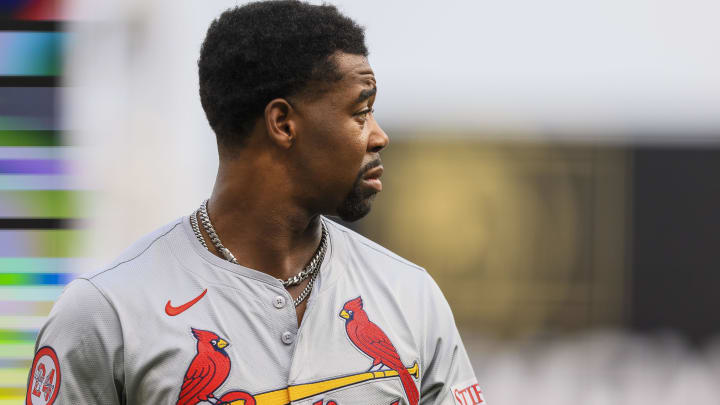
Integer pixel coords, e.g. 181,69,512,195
27,216,485,405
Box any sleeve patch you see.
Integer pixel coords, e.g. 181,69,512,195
451,379,485,405
26,346,61,405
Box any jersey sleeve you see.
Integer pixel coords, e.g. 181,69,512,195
420,274,486,405
27,278,124,404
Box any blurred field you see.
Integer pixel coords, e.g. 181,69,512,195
467,330,720,405
358,139,630,338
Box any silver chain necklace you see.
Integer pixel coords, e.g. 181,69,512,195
190,200,328,307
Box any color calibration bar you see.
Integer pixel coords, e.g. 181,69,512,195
1,3,77,403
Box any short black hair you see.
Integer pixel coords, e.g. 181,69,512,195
198,0,368,150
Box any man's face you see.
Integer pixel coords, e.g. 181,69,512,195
290,52,389,221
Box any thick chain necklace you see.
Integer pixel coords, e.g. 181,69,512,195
190,199,328,307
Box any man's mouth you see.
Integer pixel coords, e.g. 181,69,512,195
361,166,383,192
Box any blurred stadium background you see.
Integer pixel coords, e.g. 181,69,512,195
2,0,720,403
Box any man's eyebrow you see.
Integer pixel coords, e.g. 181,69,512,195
356,87,377,103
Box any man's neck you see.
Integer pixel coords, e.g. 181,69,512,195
201,160,324,282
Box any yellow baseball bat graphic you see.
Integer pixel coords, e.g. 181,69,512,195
219,362,420,405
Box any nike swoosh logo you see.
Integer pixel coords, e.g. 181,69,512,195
165,289,208,316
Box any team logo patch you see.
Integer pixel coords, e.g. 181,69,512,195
177,328,231,405
339,296,419,405
451,379,485,404
26,346,60,405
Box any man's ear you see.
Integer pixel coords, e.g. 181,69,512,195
264,98,296,149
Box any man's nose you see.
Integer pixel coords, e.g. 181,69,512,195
367,116,389,153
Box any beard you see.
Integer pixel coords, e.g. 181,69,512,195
335,159,382,222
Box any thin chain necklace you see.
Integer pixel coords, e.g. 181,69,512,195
190,199,328,307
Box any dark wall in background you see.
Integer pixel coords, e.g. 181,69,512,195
632,147,720,345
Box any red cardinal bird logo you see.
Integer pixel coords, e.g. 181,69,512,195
339,296,419,405
176,328,231,405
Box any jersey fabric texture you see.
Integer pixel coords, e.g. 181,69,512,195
28,216,484,405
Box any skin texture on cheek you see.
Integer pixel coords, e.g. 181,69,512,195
324,126,368,214
289,102,365,213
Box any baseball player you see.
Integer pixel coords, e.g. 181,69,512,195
27,2,485,405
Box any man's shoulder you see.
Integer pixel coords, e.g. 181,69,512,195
79,217,186,284
324,218,426,276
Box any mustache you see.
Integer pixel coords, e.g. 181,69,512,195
358,159,382,178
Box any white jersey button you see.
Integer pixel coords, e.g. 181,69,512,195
273,295,286,309
281,331,294,345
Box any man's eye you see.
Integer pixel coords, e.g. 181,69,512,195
356,108,374,119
